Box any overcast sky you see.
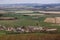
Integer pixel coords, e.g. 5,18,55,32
0,0,60,4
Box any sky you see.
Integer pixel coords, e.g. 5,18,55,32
0,0,60,4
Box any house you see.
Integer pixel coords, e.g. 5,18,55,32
6,27,16,32
27,26,43,32
16,27,25,33
0,25,5,30
46,28,57,32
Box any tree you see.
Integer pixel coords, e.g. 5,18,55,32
0,14,3,17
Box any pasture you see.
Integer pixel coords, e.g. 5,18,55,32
0,13,45,27
0,13,60,31
0,13,59,40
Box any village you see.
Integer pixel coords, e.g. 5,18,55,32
0,25,57,34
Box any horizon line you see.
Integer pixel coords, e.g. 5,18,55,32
0,3,60,4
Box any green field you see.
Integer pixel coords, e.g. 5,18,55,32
0,13,59,40
1,13,60,28
0,13,45,27
0,13,60,34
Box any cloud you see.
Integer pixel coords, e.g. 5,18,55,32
0,0,60,4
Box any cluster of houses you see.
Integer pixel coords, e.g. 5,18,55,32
0,25,57,33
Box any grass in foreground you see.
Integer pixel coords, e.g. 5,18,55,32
0,33,60,40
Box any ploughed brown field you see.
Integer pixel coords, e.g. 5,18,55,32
0,34,60,40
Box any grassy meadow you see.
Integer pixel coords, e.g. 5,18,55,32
0,13,60,28
0,13,45,27
0,33,60,40
0,13,59,40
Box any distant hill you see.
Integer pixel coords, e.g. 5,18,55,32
0,3,60,11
